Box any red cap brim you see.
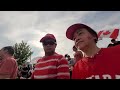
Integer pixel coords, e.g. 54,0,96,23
66,23,90,40
40,36,56,42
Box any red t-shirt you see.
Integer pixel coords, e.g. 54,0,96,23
31,53,70,79
0,57,18,79
72,45,120,79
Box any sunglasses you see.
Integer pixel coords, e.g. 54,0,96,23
43,41,56,46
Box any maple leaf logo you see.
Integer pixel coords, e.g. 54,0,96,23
103,30,111,35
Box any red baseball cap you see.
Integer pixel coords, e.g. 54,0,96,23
40,34,56,42
66,23,94,40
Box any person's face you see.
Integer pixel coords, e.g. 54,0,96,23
42,39,56,53
73,28,96,50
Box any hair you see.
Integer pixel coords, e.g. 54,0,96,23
2,46,14,56
65,54,70,58
111,39,116,42
85,27,98,43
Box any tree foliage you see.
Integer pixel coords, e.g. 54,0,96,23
13,40,33,66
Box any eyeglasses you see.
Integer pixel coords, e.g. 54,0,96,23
43,41,56,46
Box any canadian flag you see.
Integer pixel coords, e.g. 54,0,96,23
97,29,119,39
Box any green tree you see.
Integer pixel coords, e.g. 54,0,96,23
13,40,33,66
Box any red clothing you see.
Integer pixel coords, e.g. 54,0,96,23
72,45,120,79
0,57,18,79
31,53,70,79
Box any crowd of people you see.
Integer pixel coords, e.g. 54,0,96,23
0,23,120,79
17,64,33,79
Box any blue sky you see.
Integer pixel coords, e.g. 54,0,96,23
0,11,120,63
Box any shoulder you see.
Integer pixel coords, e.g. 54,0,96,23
102,45,120,54
54,53,68,63
108,45,120,49
113,45,120,50
54,53,64,59
6,57,17,64
36,57,43,63
3,57,18,68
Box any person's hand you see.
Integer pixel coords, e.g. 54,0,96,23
69,65,74,71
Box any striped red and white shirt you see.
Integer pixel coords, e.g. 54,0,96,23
31,53,70,79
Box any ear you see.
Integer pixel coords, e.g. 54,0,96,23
93,36,97,40
92,36,97,43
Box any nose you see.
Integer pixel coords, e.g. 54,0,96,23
74,37,82,49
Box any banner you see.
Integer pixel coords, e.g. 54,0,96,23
98,29,119,39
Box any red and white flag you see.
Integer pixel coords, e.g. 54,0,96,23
97,29,119,39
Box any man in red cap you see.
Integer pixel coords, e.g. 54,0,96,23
66,23,120,79
31,34,70,79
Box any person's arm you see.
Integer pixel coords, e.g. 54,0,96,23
10,61,18,79
57,56,70,79
30,71,34,79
